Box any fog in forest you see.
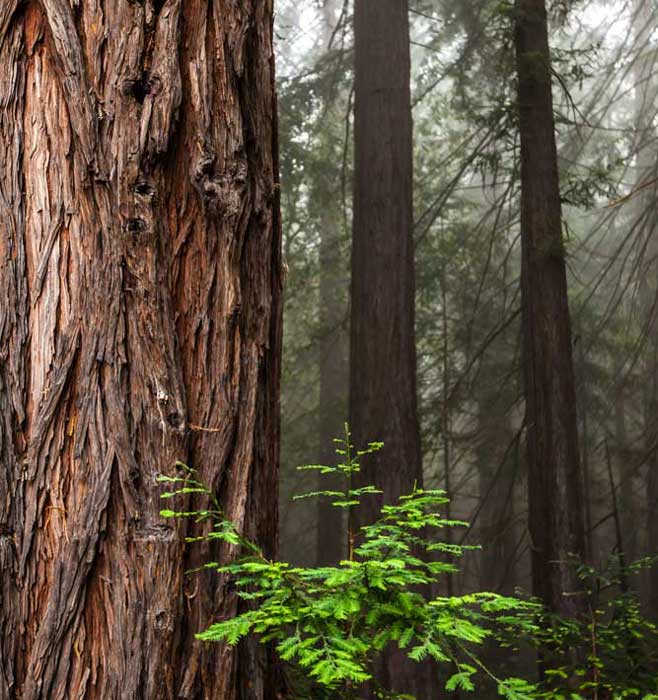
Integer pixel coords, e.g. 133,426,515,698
2,0,658,697
276,0,658,648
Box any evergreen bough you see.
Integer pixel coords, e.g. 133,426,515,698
159,427,538,699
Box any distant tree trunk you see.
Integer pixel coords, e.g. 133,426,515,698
514,0,587,617
477,404,518,595
0,3,282,699
316,201,348,566
614,378,637,564
316,0,348,567
476,397,520,677
351,0,427,696
575,331,593,560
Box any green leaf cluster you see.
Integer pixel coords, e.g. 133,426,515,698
525,557,658,700
160,428,540,699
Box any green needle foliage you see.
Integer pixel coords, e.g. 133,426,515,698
530,557,658,700
159,426,540,699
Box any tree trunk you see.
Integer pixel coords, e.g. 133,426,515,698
316,0,348,567
514,0,587,617
613,379,637,566
351,0,427,695
477,404,518,595
0,2,282,699
351,0,421,528
316,198,348,566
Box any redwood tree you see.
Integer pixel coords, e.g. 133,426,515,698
0,2,282,699
514,0,587,617
350,0,426,695
351,0,422,531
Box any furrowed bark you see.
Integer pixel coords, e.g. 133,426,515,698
0,12,28,698
0,2,282,699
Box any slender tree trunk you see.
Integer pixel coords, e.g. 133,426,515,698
316,0,347,566
613,379,637,564
514,0,587,617
351,1,427,696
316,200,348,565
477,405,518,595
440,269,455,598
0,2,282,699
476,399,519,679
575,331,593,561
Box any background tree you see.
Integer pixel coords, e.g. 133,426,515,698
514,0,587,616
351,0,422,532
350,0,428,697
274,0,353,566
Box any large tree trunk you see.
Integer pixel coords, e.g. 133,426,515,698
351,0,421,531
350,0,427,696
0,2,282,699
514,0,587,617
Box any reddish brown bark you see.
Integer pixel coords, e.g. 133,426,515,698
0,2,282,699
514,0,587,617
